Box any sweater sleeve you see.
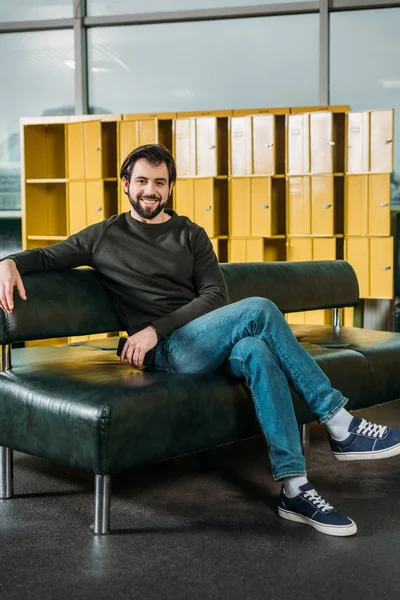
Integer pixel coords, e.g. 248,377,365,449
2,221,109,275
151,227,229,340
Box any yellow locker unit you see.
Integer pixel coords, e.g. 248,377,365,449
286,237,344,325
287,111,345,175
174,116,228,178
229,177,285,238
174,178,228,237
346,109,394,174
229,113,286,176
67,119,118,180
286,175,344,236
345,174,390,236
345,237,393,299
228,237,286,263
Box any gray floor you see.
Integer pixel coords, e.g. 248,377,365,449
1,401,400,600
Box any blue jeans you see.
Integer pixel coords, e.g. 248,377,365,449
152,297,347,480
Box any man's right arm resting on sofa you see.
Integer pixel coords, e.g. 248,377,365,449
0,223,102,314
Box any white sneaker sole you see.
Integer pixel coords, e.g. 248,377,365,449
277,506,357,537
332,442,400,461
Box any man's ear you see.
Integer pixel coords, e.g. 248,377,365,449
122,177,129,195
169,181,175,197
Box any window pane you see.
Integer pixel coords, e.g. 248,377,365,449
330,8,400,203
0,30,74,211
87,0,310,17
88,15,319,114
0,0,73,21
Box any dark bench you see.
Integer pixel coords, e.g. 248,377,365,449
1,260,400,534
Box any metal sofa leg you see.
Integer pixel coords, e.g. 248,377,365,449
300,424,311,470
94,475,111,535
0,446,13,499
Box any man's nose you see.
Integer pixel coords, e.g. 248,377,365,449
145,182,156,195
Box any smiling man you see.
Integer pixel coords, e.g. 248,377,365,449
2,144,400,538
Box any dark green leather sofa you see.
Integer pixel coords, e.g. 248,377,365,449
1,260,400,534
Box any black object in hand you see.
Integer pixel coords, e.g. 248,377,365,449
116,337,155,367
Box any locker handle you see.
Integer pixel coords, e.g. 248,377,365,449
380,202,389,207
385,139,393,144
95,207,103,212
264,143,274,148
382,266,391,271
97,147,102,151
260,204,270,209
327,141,335,146
209,145,216,150
204,205,212,211
323,204,332,209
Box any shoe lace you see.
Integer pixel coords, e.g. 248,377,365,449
303,489,334,513
357,418,387,438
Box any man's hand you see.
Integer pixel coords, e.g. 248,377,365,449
120,326,158,367
0,259,27,314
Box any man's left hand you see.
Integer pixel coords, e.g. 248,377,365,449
120,326,158,367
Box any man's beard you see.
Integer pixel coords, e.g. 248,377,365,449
129,193,166,220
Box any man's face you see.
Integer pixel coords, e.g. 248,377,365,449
124,159,173,221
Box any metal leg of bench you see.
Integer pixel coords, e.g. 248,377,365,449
94,475,111,535
300,424,311,470
0,446,13,499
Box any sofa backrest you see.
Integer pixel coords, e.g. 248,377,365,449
0,260,359,344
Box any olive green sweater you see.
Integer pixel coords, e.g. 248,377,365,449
6,211,229,340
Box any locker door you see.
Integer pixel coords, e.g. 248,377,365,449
311,176,334,236
196,118,217,176
86,180,105,226
246,239,265,262
84,121,103,179
228,239,247,262
287,238,312,262
287,177,311,235
174,179,194,221
346,111,369,173
252,115,275,175
370,110,394,173
312,237,336,260
345,175,368,235
310,112,333,174
251,178,272,237
67,181,86,234
175,119,195,177
194,178,216,236
229,178,251,237
345,238,369,298
370,237,393,298
119,121,138,168
230,117,252,176
287,114,310,175
368,174,390,235
66,123,85,179
138,119,157,145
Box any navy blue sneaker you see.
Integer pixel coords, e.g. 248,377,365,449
329,415,400,461
278,483,357,537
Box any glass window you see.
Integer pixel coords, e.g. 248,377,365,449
87,0,309,17
0,30,74,211
330,8,400,203
88,15,319,114
0,0,73,21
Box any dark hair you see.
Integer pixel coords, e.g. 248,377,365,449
120,144,177,185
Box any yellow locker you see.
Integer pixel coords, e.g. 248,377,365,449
84,121,103,179
287,114,310,175
24,124,66,179
287,237,312,262
229,178,251,237
66,123,85,180
369,237,393,298
174,179,194,221
228,238,285,262
138,119,157,145
345,175,368,235
193,179,228,237
310,112,334,174
370,109,394,173
287,177,311,235
228,239,247,262
345,238,369,298
86,181,118,227
346,111,369,174
252,114,275,175
230,117,252,176
175,119,196,177
251,178,272,237
119,121,139,168
311,176,334,236
67,181,86,234
368,174,390,236
25,183,67,238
